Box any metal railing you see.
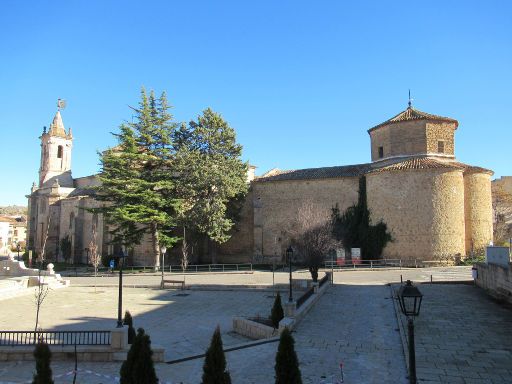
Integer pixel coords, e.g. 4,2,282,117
324,258,404,270
0,330,111,346
324,258,464,270
167,263,253,273
296,286,315,309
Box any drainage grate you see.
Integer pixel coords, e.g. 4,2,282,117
174,293,190,297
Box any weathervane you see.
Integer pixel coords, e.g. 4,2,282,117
408,90,413,108
57,98,67,111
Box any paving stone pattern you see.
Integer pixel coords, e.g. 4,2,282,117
402,285,512,384
293,285,407,384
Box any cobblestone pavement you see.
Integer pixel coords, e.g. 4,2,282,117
0,267,493,384
0,284,407,383
393,284,512,384
293,285,407,384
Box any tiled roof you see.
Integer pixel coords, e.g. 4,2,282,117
368,158,464,174
368,107,458,132
368,157,493,175
254,164,372,182
451,162,494,175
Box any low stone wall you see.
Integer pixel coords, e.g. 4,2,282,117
232,317,278,340
475,262,512,304
232,273,331,339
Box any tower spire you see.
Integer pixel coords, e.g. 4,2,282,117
408,90,412,108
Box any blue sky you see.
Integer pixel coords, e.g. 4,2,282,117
1,1,510,206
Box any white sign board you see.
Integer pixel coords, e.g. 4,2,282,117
351,248,361,264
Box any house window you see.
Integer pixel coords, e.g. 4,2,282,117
438,141,445,154
378,146,384,159
57,145,63,158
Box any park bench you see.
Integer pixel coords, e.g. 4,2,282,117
161,279,185,290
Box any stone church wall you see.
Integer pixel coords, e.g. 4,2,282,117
218,189,255,263
370,121,426,161
367,168,466,262
464,172,493,254
250,177,360,260
426,122,456,156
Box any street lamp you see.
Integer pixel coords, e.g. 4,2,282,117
397,280,423,384
16,243,21,262
160,245,167,289
117,248,127,328
286,246,294,303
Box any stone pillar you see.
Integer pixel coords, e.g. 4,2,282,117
111,327,128,350
284,301,296,317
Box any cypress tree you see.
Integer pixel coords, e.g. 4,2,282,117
32,342,54,384
202,325,231,384
270,292,284,328
120,328,158,384
331,176,392,260
274,328,302,384
123,310,136,344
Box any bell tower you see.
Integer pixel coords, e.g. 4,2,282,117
39,101,73,188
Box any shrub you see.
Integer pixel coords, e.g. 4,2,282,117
123,310,136,344
202,325,231,384
275,328,302,384
33,342,54,384
120,328,158,384
270,292,284,328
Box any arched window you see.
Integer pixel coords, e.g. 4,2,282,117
57,145,63,158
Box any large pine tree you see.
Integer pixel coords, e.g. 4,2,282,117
174,108,248,261
96,88,181,267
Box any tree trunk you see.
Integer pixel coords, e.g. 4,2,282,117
151,222,160,271
208,238,217,264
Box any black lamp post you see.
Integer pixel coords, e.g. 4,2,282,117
286,246,294,302
16,243,21,262
160,245,167,289
117,248,127,328
398,280,423,384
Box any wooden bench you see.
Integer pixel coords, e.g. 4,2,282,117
161,279,185,290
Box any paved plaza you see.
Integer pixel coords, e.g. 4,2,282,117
0,267,511,383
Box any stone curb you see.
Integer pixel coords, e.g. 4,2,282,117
389,284,409,374
165,336,280,365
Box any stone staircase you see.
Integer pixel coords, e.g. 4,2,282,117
0,258,70,300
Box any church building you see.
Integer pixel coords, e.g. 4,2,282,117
27,102,494,265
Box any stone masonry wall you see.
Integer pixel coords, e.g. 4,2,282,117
476,262,512,305
218,189,255,262
370,121,427,161
251,177,360,259
367,169,466,261
425,122,456,156
464,172,493,254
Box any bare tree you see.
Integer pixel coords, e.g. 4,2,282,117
35,215,51,334
289,202,339,282
88,223,101,293
181,227,189,285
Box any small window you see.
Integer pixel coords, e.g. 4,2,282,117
438,141,445,154
57,145,63,158
378,146,384,159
